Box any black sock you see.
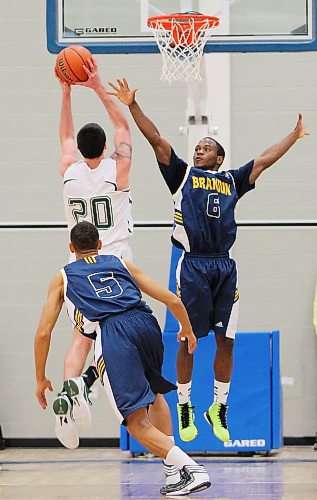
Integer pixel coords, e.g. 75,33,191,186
82,366,99,389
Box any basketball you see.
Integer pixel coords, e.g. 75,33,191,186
55,45,92,84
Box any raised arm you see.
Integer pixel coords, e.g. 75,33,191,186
124,260,197,354
107,78,172,165
34,272,64,409
249,113,309,184
56,73,78,176
78,59,132,189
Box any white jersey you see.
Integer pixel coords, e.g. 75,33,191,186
63,158,133,256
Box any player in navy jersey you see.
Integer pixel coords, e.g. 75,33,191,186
34,221,212,497
107,78,309,443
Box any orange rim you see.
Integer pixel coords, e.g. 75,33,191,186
147,13,219,31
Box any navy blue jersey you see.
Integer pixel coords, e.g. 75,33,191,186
61,254,147,336
158,149,255,254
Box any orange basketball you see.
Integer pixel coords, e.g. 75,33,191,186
55,45,92,84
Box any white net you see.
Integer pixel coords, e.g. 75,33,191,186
148,15,219,84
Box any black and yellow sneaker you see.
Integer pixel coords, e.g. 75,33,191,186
177,401,198,442
204,402,230,442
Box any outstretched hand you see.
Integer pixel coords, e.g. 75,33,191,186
294,112,309,139
55,68,71,96
107,78,137,106
36,377,53,410
76,57,103,90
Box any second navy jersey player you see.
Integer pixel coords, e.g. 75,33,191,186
61,254,149,337
155,148,255,341
158,148,255,255
59,248,183,423
104,77,308,445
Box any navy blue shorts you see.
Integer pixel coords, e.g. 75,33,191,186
94,308,176,422
176,253,239,339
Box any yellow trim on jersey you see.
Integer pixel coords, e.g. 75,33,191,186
174,217,183,226
74,309,84,333
97,357,106,381
234,289,240,303
174,209,183,225
174,210,183,218
84,256,97,264
97,358,105,372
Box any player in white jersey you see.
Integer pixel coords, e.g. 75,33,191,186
54,61,178,470
54,57,134,446
64,158,133,262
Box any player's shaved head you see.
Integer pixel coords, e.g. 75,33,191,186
199,137,225,158
70,221,99,252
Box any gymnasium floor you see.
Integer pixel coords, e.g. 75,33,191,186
0,446,316,499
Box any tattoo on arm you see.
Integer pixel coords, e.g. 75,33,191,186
113,142,132,159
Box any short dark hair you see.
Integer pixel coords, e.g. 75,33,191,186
77,123,106,159
202,137,226,159
70,221,99,252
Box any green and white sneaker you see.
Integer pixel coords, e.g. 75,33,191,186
53,394,79,449
177,401,198,442
63,377,92,430
204,402,230,442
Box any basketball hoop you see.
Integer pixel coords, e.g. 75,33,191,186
147,12,219,83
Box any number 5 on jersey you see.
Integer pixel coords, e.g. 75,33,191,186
87,272,123,299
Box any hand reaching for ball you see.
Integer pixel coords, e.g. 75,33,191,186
75,57,104,91
54,67,71,96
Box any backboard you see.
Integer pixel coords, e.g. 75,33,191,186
47,0,316,53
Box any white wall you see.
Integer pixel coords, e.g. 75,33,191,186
0,1,316,440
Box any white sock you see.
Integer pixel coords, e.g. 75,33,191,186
163,436,175,465
163,437,181,485
177,381,192,404
165,446,196,470
214,380,230,405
